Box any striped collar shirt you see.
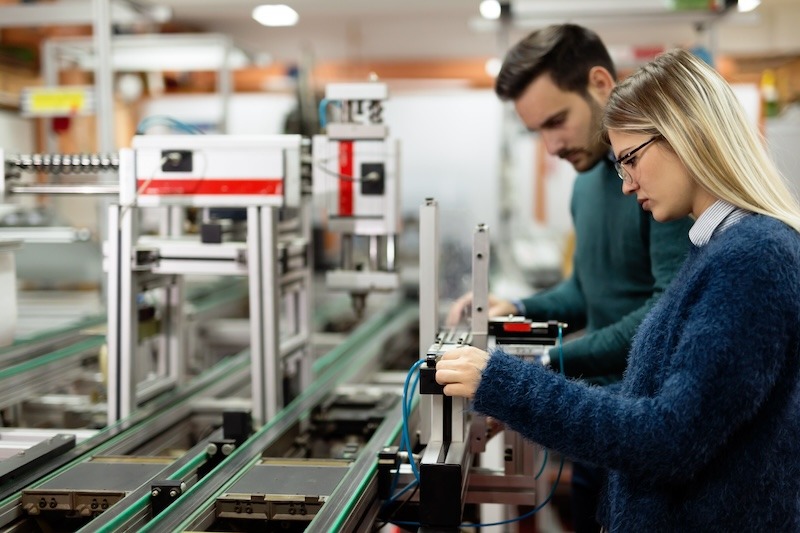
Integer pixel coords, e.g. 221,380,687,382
689,199,752,247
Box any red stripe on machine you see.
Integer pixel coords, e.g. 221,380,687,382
503,323,532,333
338,141,354,216
137,178,283,196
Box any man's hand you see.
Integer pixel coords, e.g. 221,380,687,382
445,292,519,327
434,346,490,399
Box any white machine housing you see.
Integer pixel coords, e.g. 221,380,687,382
108,134,312,427
130,134,302,208
313,82,401,298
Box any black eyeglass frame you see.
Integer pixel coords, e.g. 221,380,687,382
614,136,660,182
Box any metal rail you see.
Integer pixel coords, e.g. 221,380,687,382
7,184,120,195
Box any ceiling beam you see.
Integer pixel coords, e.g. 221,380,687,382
0,0,159,28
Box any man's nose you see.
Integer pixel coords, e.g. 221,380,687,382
540,131,563,155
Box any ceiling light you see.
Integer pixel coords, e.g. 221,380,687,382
252,4,299,27
479,0,501,20
737,0,760,12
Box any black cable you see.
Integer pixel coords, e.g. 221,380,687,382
373,482,420,532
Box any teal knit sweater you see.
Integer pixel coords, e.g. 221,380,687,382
475,214,800,531
519,159,692,383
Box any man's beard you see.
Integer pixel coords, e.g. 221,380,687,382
558,97,608,172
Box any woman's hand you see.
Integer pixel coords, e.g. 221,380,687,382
434,346,490,399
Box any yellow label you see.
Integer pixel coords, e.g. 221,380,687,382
23,87,93,116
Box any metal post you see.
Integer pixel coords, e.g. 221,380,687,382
92,0,114,153
261,207,281,422
340,234,354,270
471,224,490,350
109,148,138,423
249,206,281,426
369,235,379,270
216,36,233,133
247,206,265,425
418,198,439,445
385,234,396,271
105,203,121,423
166,276,185,387
93,0,116,306
41,40,59,154
295,199,314,398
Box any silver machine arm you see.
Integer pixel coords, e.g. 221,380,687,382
376,198,568,531
312,81,401,318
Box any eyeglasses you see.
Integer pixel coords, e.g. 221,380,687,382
614,136,660,183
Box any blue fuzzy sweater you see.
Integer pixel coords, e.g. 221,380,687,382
474,215,800,531
519,159,692,384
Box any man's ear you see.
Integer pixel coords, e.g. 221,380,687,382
587,66,615,102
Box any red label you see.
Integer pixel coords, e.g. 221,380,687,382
503,323,531,333
338,141,354,216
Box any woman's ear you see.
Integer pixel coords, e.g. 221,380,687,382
587,66,615,103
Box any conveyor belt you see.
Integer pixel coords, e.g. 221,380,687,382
0,350,251,528
0,335,105,412
307,392,406,531
127,301,416,533
0,277,247,370
0,314,105,370
0,282,411,531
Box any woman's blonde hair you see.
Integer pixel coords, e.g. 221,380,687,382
603,48,800,232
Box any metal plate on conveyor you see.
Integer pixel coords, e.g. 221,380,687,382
34,460,168,491
216,458,351,521
21,458,170,517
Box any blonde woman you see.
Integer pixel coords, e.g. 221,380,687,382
436,49,800,531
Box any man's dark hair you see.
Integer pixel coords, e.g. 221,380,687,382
495,24,617,101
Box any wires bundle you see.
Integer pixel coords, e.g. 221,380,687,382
136,116,205,135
